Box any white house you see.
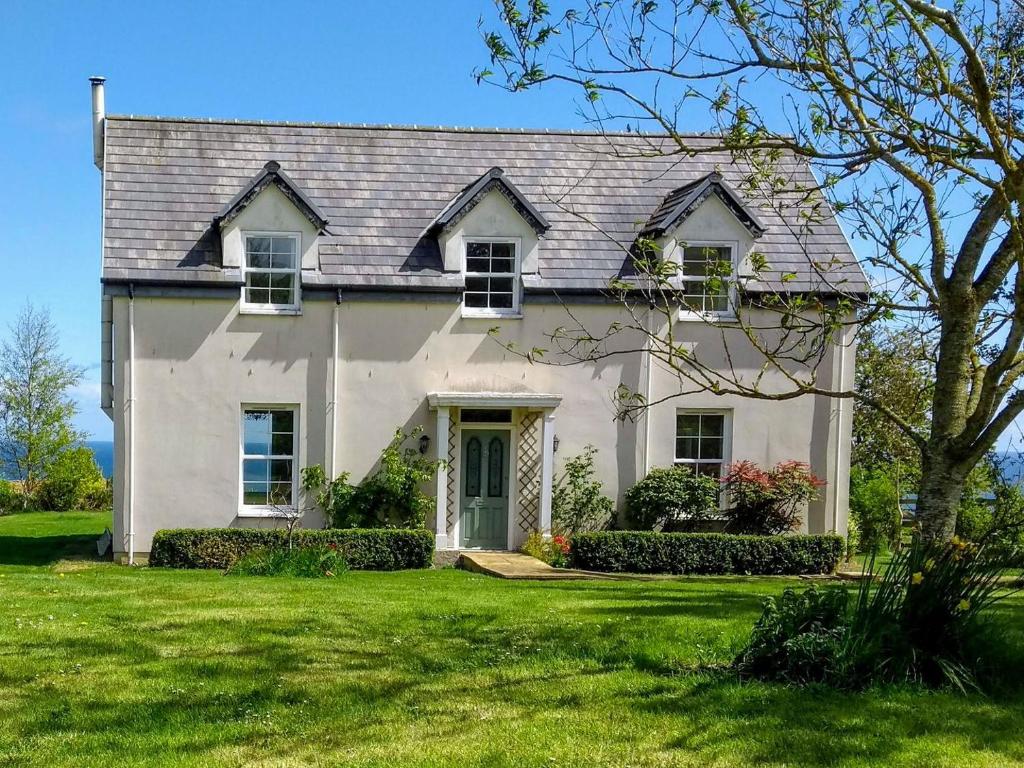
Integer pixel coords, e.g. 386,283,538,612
89,78,865,563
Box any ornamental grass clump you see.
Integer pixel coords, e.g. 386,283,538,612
226,543,347,578
735,535,1019,691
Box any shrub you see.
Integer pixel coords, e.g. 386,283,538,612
551,446,614,534
302,426,442,528
624,466,719,531
0,480,21,515
226,544,347,578
735,536,1017,690
36,446,109,512
520,531,570,567
570,531,844,575
849,467,904,552
720,460,825,535
956,482,1024,564
734,585,849,684
150,528,434,570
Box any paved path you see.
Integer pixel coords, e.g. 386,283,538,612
459,551,614,580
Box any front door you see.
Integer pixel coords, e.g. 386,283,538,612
460,429,510,549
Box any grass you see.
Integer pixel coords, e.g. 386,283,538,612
0,511,1022,767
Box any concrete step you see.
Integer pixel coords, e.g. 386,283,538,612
458,551,614,580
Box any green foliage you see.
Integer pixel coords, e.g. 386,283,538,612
720,460,825,535
852,329,932,477
734,585,849,684
149,528,434,571
36,446,110,512
226,544,347,578
955,459,1024,563
737,536,1017,690
624,466,719,531
0,480,19,515
570,531,844,575
551,445,614,534
848,467,903,553
520,531,570,567
0,304,85,499
302,427,442,528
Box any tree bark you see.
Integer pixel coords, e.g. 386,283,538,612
916,450,968,541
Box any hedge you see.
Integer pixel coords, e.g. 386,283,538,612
149,528,434,570
570,531,845,575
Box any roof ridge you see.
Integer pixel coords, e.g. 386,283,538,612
105,113,731,139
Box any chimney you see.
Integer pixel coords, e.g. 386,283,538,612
90,76,106,169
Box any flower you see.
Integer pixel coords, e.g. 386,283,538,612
911,572,924,585
957,599,971,612
923,558,936,572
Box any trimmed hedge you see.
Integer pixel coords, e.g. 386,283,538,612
150,528,434,570
570,531,844,575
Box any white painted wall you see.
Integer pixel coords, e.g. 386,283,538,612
110,293,852,554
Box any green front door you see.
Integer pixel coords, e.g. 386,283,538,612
460,429,510,549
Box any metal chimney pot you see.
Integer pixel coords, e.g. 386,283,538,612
90,76,106,170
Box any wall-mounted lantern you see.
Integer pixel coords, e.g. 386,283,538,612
419,434,431,455
553,434,560,453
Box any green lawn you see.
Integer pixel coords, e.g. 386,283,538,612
0,511,1023,767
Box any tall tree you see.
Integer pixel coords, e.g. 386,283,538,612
0,304,84,502
478,0,1024,540
852,327,932,477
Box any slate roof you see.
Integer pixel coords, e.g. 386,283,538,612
101,116,868,295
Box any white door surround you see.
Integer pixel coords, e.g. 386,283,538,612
428,392,561,551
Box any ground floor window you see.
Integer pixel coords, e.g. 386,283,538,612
675,411,729,477
241,406,297,509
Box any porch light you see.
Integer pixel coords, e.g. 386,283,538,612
553,434,560,453
419,434,431,455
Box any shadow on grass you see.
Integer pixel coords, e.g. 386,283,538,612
0,534,102,566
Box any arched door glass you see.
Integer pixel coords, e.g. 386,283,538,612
465,436,482,497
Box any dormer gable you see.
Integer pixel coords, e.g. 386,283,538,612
214,160,329,233
427,167,549,239
431,168,548,276
640,171,766,241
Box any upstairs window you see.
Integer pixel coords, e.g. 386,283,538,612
463,240,520,317
242,233,300,313
679,244,734,317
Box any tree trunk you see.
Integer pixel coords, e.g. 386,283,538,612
916,452,966,541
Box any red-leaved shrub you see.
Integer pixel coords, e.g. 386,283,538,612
720,460,825,534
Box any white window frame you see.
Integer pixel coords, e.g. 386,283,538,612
674,241,738,321
238,404,299,518
674,409,733,481
462,237,522,319
240,231,302,315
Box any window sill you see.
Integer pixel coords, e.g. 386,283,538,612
677,311,737,324
461,310,523,320
240,305,303,316
237,506,297,519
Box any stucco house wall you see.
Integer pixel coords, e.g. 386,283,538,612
110,291,853,553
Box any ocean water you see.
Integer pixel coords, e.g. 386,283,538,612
86,441,114,479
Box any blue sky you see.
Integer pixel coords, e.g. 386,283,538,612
0,0,584,439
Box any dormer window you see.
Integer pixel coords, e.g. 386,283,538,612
242,233,301,313
679,243,735,318
463,239,520,317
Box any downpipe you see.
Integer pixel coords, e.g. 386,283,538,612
127,284,136,565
